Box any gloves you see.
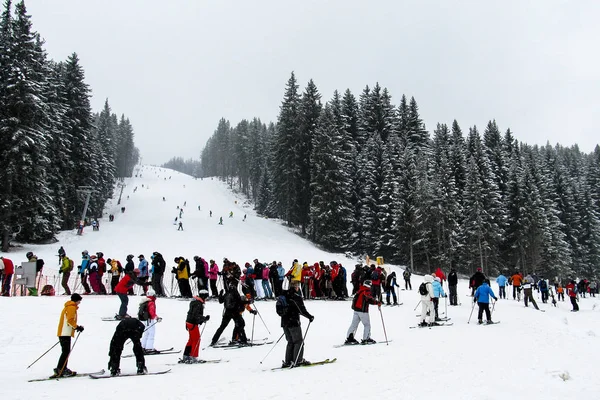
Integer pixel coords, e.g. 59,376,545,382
157,317,163,322
443,294,448,298
250,309,257,315
75,325,84,332
219,289,224,296
204,315,210,322
309,315,314,322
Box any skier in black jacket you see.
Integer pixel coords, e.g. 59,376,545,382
181,289,210,363
151,252,166,296
281,282,314,368
108,318,146,376
210,283,256,346
448,268,458,305
469,268,486,296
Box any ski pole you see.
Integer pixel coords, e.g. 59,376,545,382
251,313,256,345
378,305,389,345
293,321,311,367
58,331,81,377
26,340,60,369
491,299,496,314
252,303,271,335
444,294,448,318
413,300,421,311
125,320,159,346
259,332,285,364
468,300,476,324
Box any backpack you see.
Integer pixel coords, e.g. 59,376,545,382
223,291,237,310
371,270,380,281
275,295,289,316
67,258,74,273
40,284,55,296
138,301,150,321
403,270,410,279
418,282,429,296
539,280,547,290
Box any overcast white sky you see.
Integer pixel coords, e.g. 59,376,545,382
25,0,600,164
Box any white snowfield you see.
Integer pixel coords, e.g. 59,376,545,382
1,166,599,400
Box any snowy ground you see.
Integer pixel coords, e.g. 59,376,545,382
1,165,600,400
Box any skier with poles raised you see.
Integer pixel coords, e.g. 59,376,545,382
280,280,314,367
52,293,84,377
345,280,381,344
180,289,210,363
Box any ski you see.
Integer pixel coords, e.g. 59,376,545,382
101,317,122,322
29,369,105,382
384,303,403,307
210,337,268,348
202,337,226,350
89,369,171,379
409,323,453,329
122,348,179,358
271,358,337,371
167,359,227,366
223,340,274,349
479,321,500,325
334,340,392,348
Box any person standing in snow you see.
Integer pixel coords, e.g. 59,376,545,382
53,294,84,377
150,252,166,297
58,254,73,295
173,257,193,298
107,258,123,294
469,267,486,296
139,289,161,353
209,259,219,297
252,259,265,299
522,273,540,310
448,268,458,306
108,318,147,376
418,275,435,327
0,256,14,296
496,273,508,299
138,255,149,295
473,279,497,324
432,276,446,321
181,289,210,363
88,254,101,294
345,280,380,344
79,250,92,294
281,282,314,367
210,283,256,346
566,280,579,312
403,268,412,290
384,272,399,305
538,277,549,303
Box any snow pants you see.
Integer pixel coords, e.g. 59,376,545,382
184,322,200,357
108,319,145,372
89,271,100,293
421,299,434,324
499,286,506,299
449,284,457,305
56,336,71,371
117,293,129,317
210,279,218,297
283,326,304,365
524,288,539,310
347,311,372,340
254,279,264,298
141,319,156,350
570,296,579,311
61,272,71,295
477,302,491,321
211,311,247,344
80,273,91,294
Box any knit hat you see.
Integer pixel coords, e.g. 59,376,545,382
71,293,82,302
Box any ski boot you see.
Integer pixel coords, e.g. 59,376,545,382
361,338,377,345
136,362,147,375
344,333,359,345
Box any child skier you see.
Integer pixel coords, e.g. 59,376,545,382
139,289,161,354
181,289,210,363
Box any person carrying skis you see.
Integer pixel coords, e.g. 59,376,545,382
53,293,84,377
281,281,314,367
496,273,508,299
210,282,256,346
522,274,540,310
473,279,498,324
139,289,161,354
432,276,446,321
114,266,149,319
418,275,435,327
107,258,123,294
448,268,458,306
181,289,211,363
345,279,380,344
384,271,399,305
108,317,147,376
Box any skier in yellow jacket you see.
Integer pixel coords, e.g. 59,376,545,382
53,293,84,377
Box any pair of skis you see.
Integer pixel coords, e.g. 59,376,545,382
333,340,393,348
29,369,172,381
270,358,337,371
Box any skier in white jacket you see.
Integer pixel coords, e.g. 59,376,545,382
418,275,435,327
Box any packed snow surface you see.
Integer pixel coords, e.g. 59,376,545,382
1,166,599,400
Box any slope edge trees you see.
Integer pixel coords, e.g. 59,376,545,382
0,1,139,250
200,71,600,281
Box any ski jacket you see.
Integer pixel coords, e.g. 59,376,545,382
434,268,446,282
281,289,313,328
496,275,508,287
186,297,206,325
432,279,445,298
421,275,434,301
448,271,458,286
469,271,486,288
351,285,379,313
262,267,270,280
138,258,149,278
287,262,302,282
523,275,534,289
277,265,285,280
192,259,207,279
511,274,523,287
176,259,189,280
57,300,78,337
254,263,264,279
538,280,549,292
60,257,73,274
140,296,157,320
152,255,166,275
97,257,106,275
89,260,99,273
79,256,90,275
474,283,497,303
403,270,411,280
566,282,577,298
125,259,134,273
209,262,219,280
115,273,141,294
385,272,399,290
109,260,123,274
371,267,382,286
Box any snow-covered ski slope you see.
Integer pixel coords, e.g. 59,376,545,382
1,165,599,399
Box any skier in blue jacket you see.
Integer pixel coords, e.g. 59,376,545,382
474,279,498,324
432,277,446,321
496,274,508,299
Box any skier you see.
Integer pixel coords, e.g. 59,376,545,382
96,252,107,294
522,273,540,310
53,293,84,377
229,211,233,218
345,280,380,344
510,271,523,301
192,256,209,292
496,272,508,299
566,280,579,311
139,289,161,354
114,266,149,319
0,256,14,296
253,259,265,299
473,279,498,324
418,275,435,327
107,258,123,294
88,254,101,294
469,267,486,296
210,210,212,217
243,214,247,222
151,252,166,296
432,276,446,320
557,283,565,301
58,246,66,265
78,250,92,294
538,277,549,303
108,318,147,376
173,257,193,298
210,283,256,346
58,254,73,295
124,255,135,295
384,271,399,305
181,289,210,363
281,282,314,367
138,255,149,295
209,259,219,297
403,268,412,290
448,267,458,305
218,217,223,225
